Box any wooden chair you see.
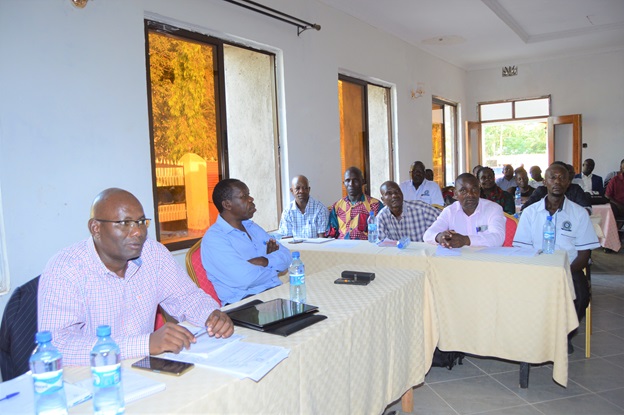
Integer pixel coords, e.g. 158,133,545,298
503,213,518,247
431,204,445,211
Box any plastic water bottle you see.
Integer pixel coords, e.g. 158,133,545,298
90,325,125,415
542,215,555,254
289,251,306,303
397,237,411,249
514,187,522,207
29,331,68,415
367,211,378,243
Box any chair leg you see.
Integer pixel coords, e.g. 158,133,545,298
585,302,591,358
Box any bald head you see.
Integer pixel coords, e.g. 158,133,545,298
88,188,148,276
290,175,311,207
90,188,143,219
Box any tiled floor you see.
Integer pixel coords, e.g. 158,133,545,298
385,249,624,415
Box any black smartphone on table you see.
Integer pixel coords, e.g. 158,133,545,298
131,356,194,376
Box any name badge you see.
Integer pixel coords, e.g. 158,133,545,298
476,225,488,233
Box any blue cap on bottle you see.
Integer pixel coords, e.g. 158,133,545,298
35,331,52,343
292,251,300,259
96,325,112,337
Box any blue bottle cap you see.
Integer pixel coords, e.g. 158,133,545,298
292,251,300,259
35,331,52,343
96,325,112,337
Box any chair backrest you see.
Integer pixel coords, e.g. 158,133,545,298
0,276,40,381
503,213,519,247
431,204,445,211
185,239,221,306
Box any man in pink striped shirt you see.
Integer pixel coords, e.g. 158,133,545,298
38,188,233,365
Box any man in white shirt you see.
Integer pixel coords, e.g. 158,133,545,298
528,165,544,188
399,161,444,206
495,164,516,191
573,158,604,195
513,164,599,331
423,173,506,248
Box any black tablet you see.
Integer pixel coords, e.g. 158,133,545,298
228,298,319,330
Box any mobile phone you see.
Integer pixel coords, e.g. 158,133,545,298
334,278,370,286
131,356,194,376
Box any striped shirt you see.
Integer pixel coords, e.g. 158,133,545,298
377,200,441,242
278,196,329,238
38,237,219,366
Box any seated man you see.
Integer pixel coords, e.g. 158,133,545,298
202,179,291,305
513,164,599,328
522,161,591,212
377,181,441,242
575,158,604,196
423,173,506,248
327,167,383,239
38,188,233,366
278,175,328,238
507,166,534,204
399,161,444,205
528,165,544,188
495,164,516,192
605,158,624,220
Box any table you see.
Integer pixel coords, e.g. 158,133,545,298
591,204,621,252
66,264,437,414
296,241,578,387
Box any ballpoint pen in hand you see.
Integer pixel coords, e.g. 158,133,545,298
0,392,20,402
193,328,209,339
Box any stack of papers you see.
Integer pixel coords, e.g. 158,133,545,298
0,372,91,414
161,327,289,381
74,368,166,404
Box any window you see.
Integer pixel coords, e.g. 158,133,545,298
338,75,393,198
478,96,550,176
432,98,458,186
145,21,281,250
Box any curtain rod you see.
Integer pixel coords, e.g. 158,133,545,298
222,0,321,35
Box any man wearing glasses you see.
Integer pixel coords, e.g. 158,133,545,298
38,188,233,366
278,175,329,239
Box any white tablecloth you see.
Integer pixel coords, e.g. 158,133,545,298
66,265,437,414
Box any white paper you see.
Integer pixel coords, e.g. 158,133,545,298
435,245,462,256
476,246,540,257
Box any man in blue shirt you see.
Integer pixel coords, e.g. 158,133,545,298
278,175,329,239
201,179,292,305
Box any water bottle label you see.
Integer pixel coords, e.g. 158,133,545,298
92,363,121,388
543,232,555,240
290,273,304,286
33,369,64,395
368,224,377,231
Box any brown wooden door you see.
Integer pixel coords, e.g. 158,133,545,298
547,114,582,172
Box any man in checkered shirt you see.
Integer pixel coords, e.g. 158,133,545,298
377,181,441,242
38,188,233,365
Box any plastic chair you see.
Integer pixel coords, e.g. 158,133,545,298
185,239,221,306
503,213,518,247
0,276,40,381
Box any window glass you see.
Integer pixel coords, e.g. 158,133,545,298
480,102,512,121
515,98,549,118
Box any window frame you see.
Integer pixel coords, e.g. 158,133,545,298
478,95,551,123
144,19,281,251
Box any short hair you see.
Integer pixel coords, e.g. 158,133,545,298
345,166,364,180
456,172,477,185
477,166,494,179
410,161,425,171
514,166,527,176
212,178,243,213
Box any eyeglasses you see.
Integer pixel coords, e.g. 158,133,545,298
95,218,151,229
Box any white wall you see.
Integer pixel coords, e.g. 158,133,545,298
0,0,466,314
465,50,624,178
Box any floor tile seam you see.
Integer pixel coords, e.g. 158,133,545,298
594,390,624,412
424,373,490,385
487,371,533,406
467,402,545,415
423,383,462,415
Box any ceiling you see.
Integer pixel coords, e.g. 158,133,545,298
317,0,624,70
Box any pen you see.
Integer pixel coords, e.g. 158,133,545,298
0,392,19,402
194,328,209,339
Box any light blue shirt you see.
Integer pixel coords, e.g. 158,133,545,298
201,215,292,305
399,179,444,206
278,196,329,238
